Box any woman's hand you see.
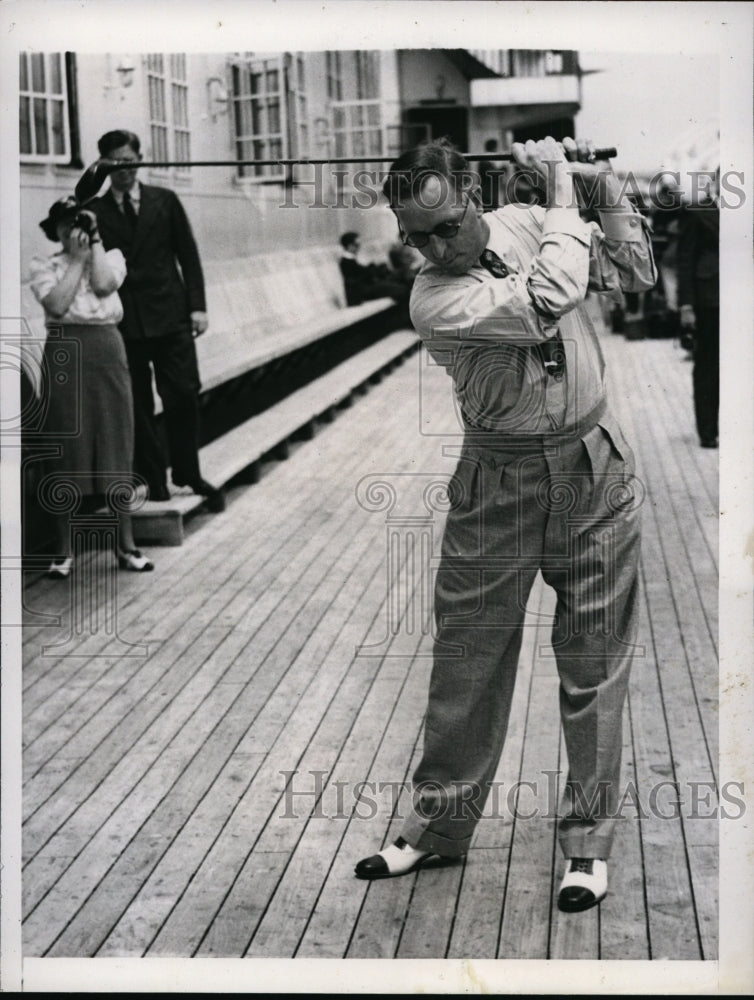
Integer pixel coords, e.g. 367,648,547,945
67,224,93,261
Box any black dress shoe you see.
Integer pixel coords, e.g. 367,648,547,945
700,437,718,449
557,858,608,912
148,484,172,502
173,477,226,512
354,836,434,880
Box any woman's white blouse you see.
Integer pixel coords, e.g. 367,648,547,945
29,249,127,326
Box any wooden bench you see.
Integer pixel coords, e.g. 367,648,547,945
192,246,397,400
20,244,411,548
20,245,397,412
130,329,420,545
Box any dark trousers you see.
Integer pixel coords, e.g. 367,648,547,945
123,330,202,490
692,305,719,443
400,419,642,860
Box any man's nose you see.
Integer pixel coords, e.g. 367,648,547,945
428,233,451,259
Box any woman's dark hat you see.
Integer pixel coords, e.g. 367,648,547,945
39,195,82,242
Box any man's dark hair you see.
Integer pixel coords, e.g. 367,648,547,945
382,137,475,209
340,231,359,249
98,129,141,158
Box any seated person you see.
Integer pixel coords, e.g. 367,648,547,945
339,232,411,307
388,240,422,285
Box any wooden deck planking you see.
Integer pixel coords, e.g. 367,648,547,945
597,699,651,961
20,318,719,961
108,383,441,958
22,391,412,793
267,640,433,958
497,667,562,959
614,340,718,960
20,364,414,948
30,422,415,954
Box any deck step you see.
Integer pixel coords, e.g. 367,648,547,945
132,329,420,544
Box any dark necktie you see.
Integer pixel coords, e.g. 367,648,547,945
478,247,565,381
122,191,138,228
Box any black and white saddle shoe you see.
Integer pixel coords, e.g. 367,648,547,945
355,836,435,880
557,858,608,912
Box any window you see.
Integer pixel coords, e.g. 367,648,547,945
326,50,343,101
19,52,70,162
331,51,383,165
146,53,191,174
288,54,308,161
355,51,380,100
331,100,383,160
230,53,309,180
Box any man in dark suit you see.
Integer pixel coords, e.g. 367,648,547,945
93,129,223,508
338,232,412,307
678,172,719,448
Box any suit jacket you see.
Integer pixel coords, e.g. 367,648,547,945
339,255,371,306
677,199,719,310
94,184,206,339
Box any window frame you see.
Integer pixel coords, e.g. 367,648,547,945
229,52,310,183
19,51,72,164
145,52,192,178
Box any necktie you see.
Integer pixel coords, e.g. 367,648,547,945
478,247,565,381
122,191,138,228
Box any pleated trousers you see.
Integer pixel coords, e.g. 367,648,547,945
400,410,642,860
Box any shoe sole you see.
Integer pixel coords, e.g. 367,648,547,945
557,890,607,913
354,853,437,880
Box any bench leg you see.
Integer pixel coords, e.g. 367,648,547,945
239,461,261,485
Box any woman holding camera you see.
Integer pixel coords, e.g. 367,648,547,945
29,195,154,577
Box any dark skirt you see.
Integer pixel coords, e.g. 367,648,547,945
42,323,134,498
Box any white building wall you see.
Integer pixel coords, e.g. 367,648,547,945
21,49,402,280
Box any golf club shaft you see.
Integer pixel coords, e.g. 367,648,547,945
103,148,618,170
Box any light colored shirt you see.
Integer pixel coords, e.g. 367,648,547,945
29,249,127,326
410,204,656,434
111,180,141,215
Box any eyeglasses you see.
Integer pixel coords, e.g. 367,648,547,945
400,196,471,249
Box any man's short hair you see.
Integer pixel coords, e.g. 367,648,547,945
98,130,141,158
340,231,359,249
382,137,476,210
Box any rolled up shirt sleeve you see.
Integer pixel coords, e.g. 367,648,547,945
587,209,657,294
527,207,591,318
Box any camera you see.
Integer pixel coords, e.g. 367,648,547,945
73,211,97,236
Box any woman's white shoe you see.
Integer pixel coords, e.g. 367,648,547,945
118,549,154,572
48,556,73,579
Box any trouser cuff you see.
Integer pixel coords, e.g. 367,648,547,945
400,815,472,858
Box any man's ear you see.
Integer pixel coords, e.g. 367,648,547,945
390,207,406,241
